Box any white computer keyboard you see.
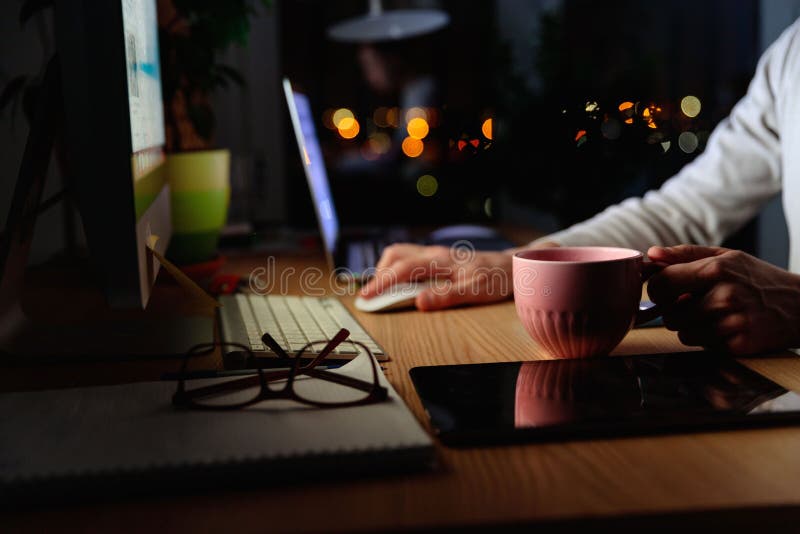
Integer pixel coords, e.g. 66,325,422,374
219,294,386,360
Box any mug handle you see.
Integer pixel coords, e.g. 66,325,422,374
635,261,665,326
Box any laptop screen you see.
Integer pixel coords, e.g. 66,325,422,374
283,79,339,257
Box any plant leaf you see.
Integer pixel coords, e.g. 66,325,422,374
187,103,215,142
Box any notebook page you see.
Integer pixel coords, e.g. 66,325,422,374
0,353,432,485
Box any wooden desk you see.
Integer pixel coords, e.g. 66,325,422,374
5,253,800,532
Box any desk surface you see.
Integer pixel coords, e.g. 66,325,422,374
5,253,800,532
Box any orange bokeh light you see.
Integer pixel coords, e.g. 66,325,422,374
402,137,424,158
368,132,391,154
407,117,430,140
373,107,389,128
338,117,360,139
332,108,354,128
618,101,634,112
322,109,336,130
386,107,399,128
481,118,493,140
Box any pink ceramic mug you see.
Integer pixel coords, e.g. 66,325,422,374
513,247,661,359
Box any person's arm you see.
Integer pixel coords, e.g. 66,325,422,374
535,20,796,252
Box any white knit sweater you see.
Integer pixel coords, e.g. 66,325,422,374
541,18,800,274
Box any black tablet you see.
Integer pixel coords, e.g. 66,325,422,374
409,352,800,447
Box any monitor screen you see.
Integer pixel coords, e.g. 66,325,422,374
121,0,167,222
51,0,173,309
284,81,340,257
122,0,165,153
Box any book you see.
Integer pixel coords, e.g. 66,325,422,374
0,354,434,499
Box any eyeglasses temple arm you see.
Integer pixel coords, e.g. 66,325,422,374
262,332,291,360
304,328,350,369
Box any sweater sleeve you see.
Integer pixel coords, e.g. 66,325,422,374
534,20,796,254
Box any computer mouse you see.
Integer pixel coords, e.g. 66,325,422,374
354,282,429,312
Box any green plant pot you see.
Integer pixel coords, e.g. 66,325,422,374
166,149,230,266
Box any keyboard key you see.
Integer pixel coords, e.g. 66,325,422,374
226,294,386,359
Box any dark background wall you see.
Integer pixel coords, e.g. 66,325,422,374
0,0,797,267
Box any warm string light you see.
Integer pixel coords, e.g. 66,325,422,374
407,117,429,140
402,137,424,158
481,118,493,140
337,117,360,139
323,96,703,158
569,96,704,154
322,106,498,160
681,95,701,118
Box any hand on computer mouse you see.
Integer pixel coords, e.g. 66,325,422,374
360,241,559,311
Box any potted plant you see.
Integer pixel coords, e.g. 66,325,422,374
157,0,269,266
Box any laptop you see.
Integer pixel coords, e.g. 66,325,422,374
282,78,514,278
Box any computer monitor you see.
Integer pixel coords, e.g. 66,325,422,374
56,0,171,309
0,0,212,357
283,79,340,270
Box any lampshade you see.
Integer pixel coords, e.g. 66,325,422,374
327,0,449,43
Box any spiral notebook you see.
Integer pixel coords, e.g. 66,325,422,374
0,356,434,498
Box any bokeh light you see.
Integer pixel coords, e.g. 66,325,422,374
407,117,430,140
456,138,480,151
337,117,360,139
367,132,391,154
483,197,493,217
360,143,379,161
680,96,702,118
661,140,671,153
405,107,428,122
322,109,336,130
416,174,438,197
481,118,493,140
373,107,389,128
386,107,399,128
402,137,424,157
585,101,599,112
678,131,698,153
332,108,354,128
642,107,657,129
426,108,441,127
619,101,635,124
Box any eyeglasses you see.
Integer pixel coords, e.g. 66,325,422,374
172,328,388,410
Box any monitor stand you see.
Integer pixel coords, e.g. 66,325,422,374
0,56,213,362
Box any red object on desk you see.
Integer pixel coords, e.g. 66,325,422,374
209,273,243,295
159,254,226,286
